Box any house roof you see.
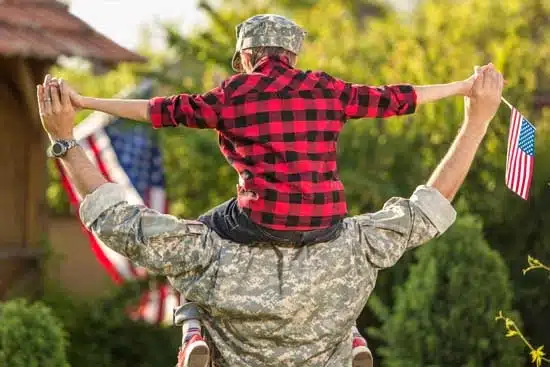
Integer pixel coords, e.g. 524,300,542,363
0,0,146,64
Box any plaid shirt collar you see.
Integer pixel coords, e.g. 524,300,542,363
251,55,293,74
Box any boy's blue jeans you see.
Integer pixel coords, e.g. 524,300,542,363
198,198,342,246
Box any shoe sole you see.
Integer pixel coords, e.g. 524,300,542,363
184,341,210,367
352,347,373,367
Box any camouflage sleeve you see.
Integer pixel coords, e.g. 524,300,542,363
78,183,213,276
353,185,456,269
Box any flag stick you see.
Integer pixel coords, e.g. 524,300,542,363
501,96,513,110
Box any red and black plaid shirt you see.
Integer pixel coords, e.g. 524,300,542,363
149,56,417,230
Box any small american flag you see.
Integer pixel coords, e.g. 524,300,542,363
56,79,181,325
505,106,535,200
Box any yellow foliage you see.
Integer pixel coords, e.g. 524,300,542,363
496,257,550,366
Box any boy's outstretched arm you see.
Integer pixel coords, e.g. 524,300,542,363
335,64,491,120
414,80,468,105
44,78,150,122
414,64,489,105
49,78,223,129
80,97,150,122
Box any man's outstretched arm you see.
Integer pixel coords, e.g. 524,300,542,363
38,76,213,276
426,65,504,201
356,65,504,269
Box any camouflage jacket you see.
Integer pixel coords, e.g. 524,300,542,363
80,183,456,367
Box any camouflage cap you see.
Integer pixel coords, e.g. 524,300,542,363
232,14,307,72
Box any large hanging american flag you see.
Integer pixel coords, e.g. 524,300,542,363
56,79,180,325
505,106,535,200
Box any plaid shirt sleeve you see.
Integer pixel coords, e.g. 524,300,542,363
148,86,225,129
331,77,417,119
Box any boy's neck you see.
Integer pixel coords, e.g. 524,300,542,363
250,55,292,73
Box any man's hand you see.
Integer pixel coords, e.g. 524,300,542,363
426,64,504,201
44,76,151,122
38,74,76,140
46,76,84,110
464,64,504,131
460,64,490,96
460,63,507,97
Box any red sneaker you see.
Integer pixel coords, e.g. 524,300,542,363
177,334,210,367
352,333,373,367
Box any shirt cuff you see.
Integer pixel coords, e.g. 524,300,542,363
148,97,166,129
409,86,418,113
79,183,127,229
398,84,417,115
410,185,456,234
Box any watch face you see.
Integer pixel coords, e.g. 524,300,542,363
52,142,64,155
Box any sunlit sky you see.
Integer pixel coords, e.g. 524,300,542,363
69,0,206,51
68,0,413,52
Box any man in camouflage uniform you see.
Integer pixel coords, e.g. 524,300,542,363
37,57,504,366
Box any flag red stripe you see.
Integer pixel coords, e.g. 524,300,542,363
506,109,521,188
57,161,125,283
524,155,535,199
516,152,524,193
518,153,526,197
87,135,111,181
519,153,534,199
507,111,521,189
156,284,167,323
144,187,151,208
136,289,151,321
510,148,521,193
87,134,140,279
509,109,521,184
505,108,518,179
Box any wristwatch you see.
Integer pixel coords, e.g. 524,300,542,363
47,139,78,158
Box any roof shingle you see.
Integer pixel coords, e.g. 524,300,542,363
0,0,146,63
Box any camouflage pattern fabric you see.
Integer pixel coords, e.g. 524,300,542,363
232,14,307,72
80,182,456,367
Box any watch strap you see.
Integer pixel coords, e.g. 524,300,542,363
64,139,78,151
47,139,78,158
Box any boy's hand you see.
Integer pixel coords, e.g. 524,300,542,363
46,77,84,110
461,64,490,96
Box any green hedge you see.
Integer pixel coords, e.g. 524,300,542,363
0,298,70,367
44,280,181,367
